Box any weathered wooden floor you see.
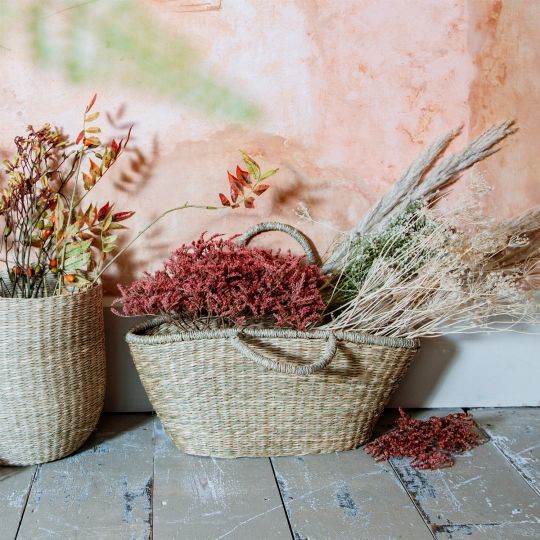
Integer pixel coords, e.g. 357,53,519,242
1,408,538,540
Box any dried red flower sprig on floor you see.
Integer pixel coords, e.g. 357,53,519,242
365,408,485,469
115,234,326,330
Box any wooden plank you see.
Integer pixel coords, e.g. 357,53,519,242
152,417,291,540
0,465,36,538
271,448,433,539
471,407,540,495
16,414,154,540
431,522,540,539
385,409,540,540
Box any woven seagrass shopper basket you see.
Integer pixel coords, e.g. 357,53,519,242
0,283,106,465
126,223,419,457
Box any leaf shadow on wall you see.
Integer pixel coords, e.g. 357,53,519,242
271,162,328,214
89,103,164,296
103,104,161,196
7,0,260,123
113,137,160,196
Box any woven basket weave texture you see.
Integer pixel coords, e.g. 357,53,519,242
0,284,106,465
127,322,418,457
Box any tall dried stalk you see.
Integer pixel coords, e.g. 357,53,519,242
322,121,517,274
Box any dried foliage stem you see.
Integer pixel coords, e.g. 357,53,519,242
96,152,279,284
0,95,136,297
115,233,325,330
59,142,84,295
93,203,219,283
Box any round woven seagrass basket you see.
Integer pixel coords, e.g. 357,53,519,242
0,284,106,465
125,223,420,457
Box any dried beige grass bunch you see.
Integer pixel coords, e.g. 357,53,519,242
322,124,540,339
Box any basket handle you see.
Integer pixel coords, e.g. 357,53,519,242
230,331,337,375
236,222,320,266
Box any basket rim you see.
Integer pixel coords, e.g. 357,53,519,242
0,282,102,303
125,316,420,350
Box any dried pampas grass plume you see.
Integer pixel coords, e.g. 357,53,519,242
323,121,517,274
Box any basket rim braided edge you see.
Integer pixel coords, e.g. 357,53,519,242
126,316,419,350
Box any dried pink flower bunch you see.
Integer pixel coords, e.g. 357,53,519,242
115,234,326,330
365,408,484,469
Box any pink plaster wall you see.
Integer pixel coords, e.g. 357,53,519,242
467,0,540,215
1,0,538,294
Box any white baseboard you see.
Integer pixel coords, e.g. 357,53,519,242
103,309,540,412
389,331,540,408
